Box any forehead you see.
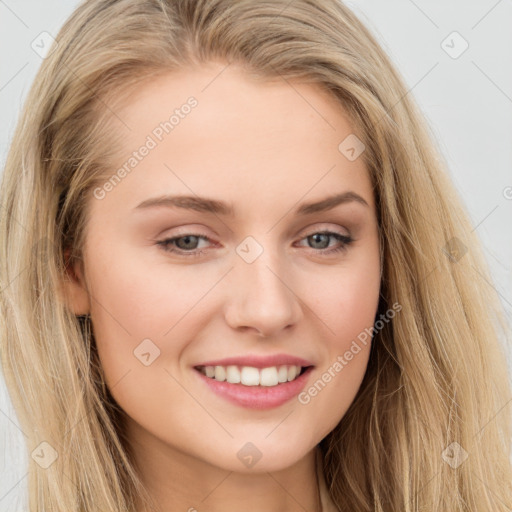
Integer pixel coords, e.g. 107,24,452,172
93,62,374,216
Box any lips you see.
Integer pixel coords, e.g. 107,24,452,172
194,353,314,369
192,353,315,409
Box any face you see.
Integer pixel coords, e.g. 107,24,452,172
65,61,381,474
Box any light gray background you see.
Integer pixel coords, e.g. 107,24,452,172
1,1,511,510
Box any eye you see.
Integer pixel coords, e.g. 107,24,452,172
156,230,353,257
295,231,353,254
156,234,213,257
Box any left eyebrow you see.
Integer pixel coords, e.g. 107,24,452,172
294,191,369,215
132,191,369,216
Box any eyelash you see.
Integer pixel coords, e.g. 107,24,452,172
156,231,353,258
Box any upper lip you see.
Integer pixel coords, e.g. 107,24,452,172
194,353,315,369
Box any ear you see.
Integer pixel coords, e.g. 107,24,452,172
58,247,91,315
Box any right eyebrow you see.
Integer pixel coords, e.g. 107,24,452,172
133,195,234,216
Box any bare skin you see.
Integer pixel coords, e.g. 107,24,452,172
63,61,381,512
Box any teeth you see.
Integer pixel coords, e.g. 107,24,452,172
214,366,226,381
287,365,298,381
199,364,304,387
226,365,241,383
277,365,288,383
241,367,260,386
260,367,278,387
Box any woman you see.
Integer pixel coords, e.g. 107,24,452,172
1,0,511,510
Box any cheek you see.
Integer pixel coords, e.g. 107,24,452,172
311,246,381,347
86,242,214,339
84,243,216,392
85,247,213,443
296,249,380,436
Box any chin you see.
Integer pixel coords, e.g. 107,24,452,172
196,435,316,474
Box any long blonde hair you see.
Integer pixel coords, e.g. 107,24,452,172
1,0,511,510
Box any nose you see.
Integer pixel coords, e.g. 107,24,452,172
223,251,303,337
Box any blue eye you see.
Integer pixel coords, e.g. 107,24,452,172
296,231,353,254
156,234,211,257
156,231,353,257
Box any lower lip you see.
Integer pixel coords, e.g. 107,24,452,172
194,367,314,410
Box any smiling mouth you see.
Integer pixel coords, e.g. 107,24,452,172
195,364,310,387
